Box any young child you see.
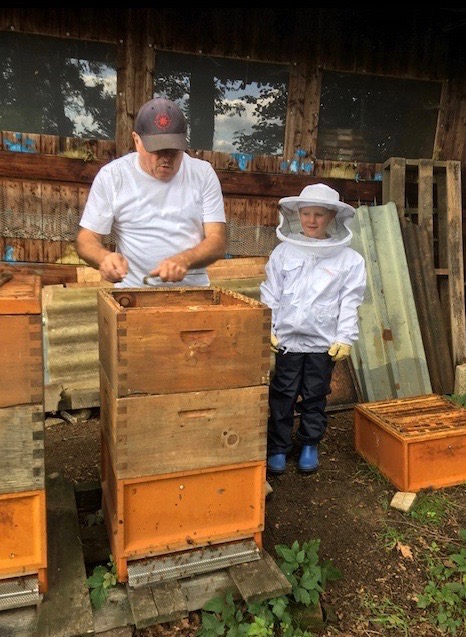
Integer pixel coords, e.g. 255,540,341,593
260,183,366,474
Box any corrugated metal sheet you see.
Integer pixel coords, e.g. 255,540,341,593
42,285,102,412
350,203,432,401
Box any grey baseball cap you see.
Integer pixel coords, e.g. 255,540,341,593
134,97,188,152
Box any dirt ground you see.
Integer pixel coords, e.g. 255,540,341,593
44,407,466,637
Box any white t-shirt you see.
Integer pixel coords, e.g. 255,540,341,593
79,152,226,287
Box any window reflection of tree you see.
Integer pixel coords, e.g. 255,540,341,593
154,52,288,154
0,32,116,139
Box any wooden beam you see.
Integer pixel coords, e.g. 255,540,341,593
0,151,382,202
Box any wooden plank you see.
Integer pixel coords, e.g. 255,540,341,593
229,550,291,603
0,263,78,285
0,606,38,637
93,585,133,636
3,178,25,263
36,473,94,637
208,257,267,280
0,151,382,203
151,580,188,624
22,180,44,263
417,159,434,247
41,182,64,264
284,61,306,159
0,151,104,184
58,184,80,263
446,160,466,365
382,157,406,222
40,134,60,156
126,585,159,630
181,570,239,610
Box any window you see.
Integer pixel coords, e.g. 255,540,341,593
154,51,289,155
316,71,442,163
0,32,116,141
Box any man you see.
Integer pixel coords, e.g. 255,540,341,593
76,96,226,287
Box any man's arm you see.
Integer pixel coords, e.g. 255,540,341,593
149,222,226,282
76,227,128,283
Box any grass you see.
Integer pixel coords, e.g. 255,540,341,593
361,596,411,636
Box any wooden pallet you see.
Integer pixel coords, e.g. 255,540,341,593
382,158,465,367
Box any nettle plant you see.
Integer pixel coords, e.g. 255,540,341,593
197,539,341,637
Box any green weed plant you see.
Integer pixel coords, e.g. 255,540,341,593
86,554,118,610
197,539,341,637
415,529,466,635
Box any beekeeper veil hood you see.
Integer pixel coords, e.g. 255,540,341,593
276,183,356,251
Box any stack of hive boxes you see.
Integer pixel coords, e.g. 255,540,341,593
0,274,47,607
97,286,271,583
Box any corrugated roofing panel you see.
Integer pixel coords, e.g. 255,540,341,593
350,203,432,401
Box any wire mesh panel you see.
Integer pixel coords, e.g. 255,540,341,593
226,219,278,257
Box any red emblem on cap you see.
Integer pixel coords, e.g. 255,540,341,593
154,113,171,130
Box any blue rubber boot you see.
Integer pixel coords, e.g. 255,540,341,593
298,445,319,472
267,453,286,474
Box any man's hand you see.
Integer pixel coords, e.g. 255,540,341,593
99,252,128,283
149,254,190,282
328,342,352,361
271,331,279,353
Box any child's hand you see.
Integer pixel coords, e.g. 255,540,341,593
271,331,280,353
328,342,351,361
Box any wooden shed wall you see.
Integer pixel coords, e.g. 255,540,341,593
0,8,464,267
0,8,463,164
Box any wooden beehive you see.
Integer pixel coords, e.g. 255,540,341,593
98,286,271,582
97,286,271,396
100,365,267,479
354,394,466,491
0,272,47,595
0,274,43,408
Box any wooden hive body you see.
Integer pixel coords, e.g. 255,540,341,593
97,286,271,396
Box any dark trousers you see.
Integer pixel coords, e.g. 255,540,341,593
268,351,335,455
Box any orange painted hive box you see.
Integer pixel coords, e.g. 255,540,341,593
101,433,266,582
0,489,47,588
354,394,466,491
97,286,271,396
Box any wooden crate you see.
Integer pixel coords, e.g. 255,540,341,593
0,403,45,494
101,434,266,582
0,274,43,408
100,365,267,479
97,286,271,396
354,394,466,491
0,489,47,590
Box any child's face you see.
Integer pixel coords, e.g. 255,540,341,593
299,205,336,239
